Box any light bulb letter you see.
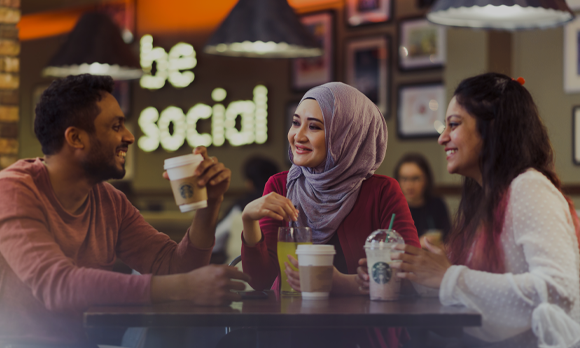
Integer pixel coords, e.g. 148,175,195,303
158,106,186,151
138,107,161,152
186,103,212,147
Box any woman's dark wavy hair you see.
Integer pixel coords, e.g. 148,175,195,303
446,72,578,273
34,74,114,155
393,153,434,200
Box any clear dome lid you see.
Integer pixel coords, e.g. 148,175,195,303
364,229,404,249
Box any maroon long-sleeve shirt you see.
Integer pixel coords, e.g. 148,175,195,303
0,158,212,346
241,171,420,291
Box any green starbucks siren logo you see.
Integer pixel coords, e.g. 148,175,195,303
179,184,194,199
371,262,391,284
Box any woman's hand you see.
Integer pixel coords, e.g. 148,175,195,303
355,258,370,294
390,239,452,289
285,255,301,291
285,255,369,295
242,192,298,223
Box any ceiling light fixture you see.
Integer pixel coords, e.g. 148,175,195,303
42,12,142,80
427,0,575,30
204,0,322,58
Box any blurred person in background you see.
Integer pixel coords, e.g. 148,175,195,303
393,153,450,244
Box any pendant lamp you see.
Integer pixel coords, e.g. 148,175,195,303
42,12,142,80
427,0,575,30
204,0,322,58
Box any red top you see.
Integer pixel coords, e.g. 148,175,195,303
0,159,212,346
242,171,420,291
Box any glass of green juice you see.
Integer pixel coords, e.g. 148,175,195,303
277,227,312,295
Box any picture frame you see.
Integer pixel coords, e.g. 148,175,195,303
398,17,446,71
292,11,334,91
345,35,390,117
397,82,446,139
345,0,392,27
564,16,580,93
573,106,580,164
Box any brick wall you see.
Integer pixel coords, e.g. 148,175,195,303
0,0,19,170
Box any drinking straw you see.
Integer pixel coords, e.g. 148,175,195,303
388,213,395,230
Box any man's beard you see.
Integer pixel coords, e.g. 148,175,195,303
81,136,125,183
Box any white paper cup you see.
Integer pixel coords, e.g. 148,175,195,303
164,154,208,212
296,245,335,300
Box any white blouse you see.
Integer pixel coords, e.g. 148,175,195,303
440,169,580,347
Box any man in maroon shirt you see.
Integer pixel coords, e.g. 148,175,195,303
0,74,249,347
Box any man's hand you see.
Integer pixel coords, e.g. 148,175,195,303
191,147,231,203
183,265,250,305
151,265,251,306
162,147,231,204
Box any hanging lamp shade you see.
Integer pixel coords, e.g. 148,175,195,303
204,0,322,58
427,0,575,30
42,12,142,80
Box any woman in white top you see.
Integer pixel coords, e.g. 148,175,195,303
363,73,580,347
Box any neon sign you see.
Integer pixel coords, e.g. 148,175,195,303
140,35,197,90
138,85,268,152
137,35,269,152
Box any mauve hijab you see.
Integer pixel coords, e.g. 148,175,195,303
287,82,388,244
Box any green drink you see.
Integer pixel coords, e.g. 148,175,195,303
277,227,312,294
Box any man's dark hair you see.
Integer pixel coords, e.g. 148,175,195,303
34,74,114,155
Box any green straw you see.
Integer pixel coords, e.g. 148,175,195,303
388,213,395,230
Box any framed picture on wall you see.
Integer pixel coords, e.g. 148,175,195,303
564,16,580,93
292,11,334,91
345,0,392,27
397,82,446,139
398,17,446,71
573,106,580,164
345,35,390,117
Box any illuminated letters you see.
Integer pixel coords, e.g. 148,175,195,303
138,35,268,151
138,86,268,152
140,35,196,89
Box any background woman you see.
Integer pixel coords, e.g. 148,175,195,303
393,153,451,239
370,73,580,347
241,82,420,294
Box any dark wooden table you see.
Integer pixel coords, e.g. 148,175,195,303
84,291,481,329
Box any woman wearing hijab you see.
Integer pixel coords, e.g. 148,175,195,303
241,82,420,295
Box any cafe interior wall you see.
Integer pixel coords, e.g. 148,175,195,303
16,0,580,218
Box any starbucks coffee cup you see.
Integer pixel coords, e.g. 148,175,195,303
296,245,335,300
364,229,404,301
164,154,208,212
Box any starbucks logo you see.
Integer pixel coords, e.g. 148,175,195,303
179,184,194,199
371,262,391,284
